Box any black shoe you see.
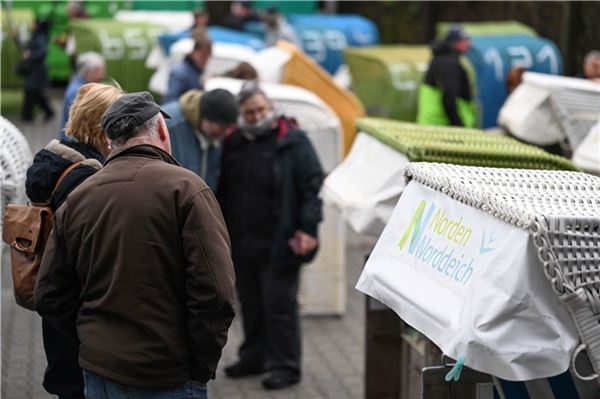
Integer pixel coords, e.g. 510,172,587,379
224,361,265,378
261,373,300,390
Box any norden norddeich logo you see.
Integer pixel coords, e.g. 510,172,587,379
398,200,477,286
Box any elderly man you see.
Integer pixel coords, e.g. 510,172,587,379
417,25,477,127
61,52,106,134
218,83,323,390
35,92,235,398
163,89,239,191
163,33,212,104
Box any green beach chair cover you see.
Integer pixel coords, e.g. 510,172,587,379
436,21,537,38
71,19,165,93
356,117,578,171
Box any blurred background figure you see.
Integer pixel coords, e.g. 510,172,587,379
581,50,600,83
20,18,54,123
263,7,300,47
417,25,476,127
163,88,239,191
163,32,212,104
222,61,259,80
54,1,90,70
60,51,106,137
223,0,261,31
191,7,210,29
506,66,526,94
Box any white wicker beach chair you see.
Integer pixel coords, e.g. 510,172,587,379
404,162,600,382
1,116,33,229
498,72,600,153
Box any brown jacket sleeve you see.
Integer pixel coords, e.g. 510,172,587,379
180,187,236,381
34,205,80,340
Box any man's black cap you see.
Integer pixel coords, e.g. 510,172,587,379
101,91,171,140
445,25,470,44
201,88,239,125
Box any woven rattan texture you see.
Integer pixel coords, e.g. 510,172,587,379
404,162,600,379
1,117,32,228
357,117,578,171
550,88,600,150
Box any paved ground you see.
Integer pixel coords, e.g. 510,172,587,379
1,92,375,398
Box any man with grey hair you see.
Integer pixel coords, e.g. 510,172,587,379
60,51,106,136
582,50,600,83
36,91,236,398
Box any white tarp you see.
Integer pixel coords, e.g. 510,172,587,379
322,132,409,237
356,180,578,381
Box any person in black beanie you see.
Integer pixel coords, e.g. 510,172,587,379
162,88,239,191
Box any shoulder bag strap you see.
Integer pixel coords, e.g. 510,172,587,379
50,160,85,199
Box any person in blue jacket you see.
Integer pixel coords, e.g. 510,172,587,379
60,52,106,138
163,89,239,191
163,33,212,104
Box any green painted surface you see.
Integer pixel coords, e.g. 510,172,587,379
436,21,537,38
11,1,125,81
357,117,578,171
71,19,165,93
131,0,204,11
0,89,24,115
1,8,34,89
344,46,431,122
253,1,317,14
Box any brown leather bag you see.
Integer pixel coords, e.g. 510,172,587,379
2,161,83,310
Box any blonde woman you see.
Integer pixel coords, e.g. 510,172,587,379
25,82,122,399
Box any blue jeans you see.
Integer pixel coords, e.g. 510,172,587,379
83,371,207,399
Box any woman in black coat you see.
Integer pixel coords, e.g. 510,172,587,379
25,82,122,399
21,18,54,122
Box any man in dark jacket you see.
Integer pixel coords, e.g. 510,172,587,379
417,25,476,127
218,84,323,390
35,92,236,398
163,34,212,104
21,18,54,122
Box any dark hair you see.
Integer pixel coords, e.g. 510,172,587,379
238,81,268,105
35,18,51,35
222,62,258,80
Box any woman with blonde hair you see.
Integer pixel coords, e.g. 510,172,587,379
25,82,122,399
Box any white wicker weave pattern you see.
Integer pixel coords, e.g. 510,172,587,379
1,116,33,229
550,88,600,151
404,162,600,381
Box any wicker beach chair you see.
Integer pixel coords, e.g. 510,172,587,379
1,116,33,230
404,162,600,386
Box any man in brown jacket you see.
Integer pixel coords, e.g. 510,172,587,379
35,92,235,398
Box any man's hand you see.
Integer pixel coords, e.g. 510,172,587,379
288,230,318,256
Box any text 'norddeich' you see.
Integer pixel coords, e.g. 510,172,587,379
399,201,476,286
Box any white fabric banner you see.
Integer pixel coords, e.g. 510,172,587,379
356,181,578,381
